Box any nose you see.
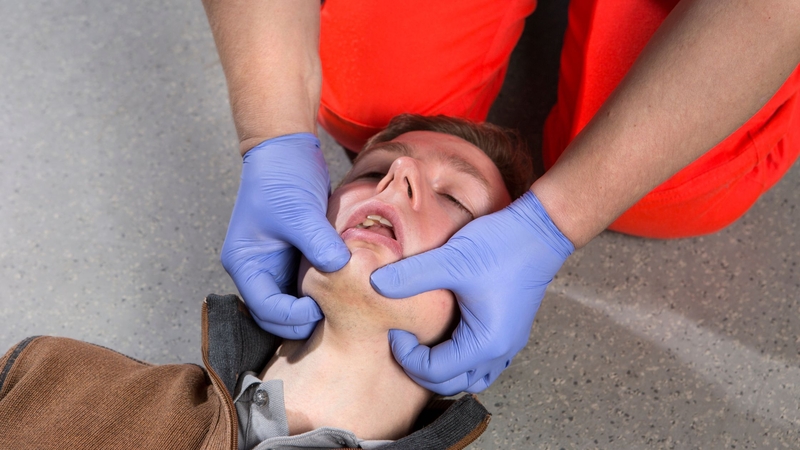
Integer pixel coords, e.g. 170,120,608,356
376,156,423,211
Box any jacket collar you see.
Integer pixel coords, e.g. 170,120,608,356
202,294,279,395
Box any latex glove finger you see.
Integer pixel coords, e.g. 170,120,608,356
376,191,573,395
389,329,496,396
234,261,323,340
248,294,323,340
370,245,461,298
283,209,351,273
464,360,509,394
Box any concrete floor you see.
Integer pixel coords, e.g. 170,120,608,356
1,1,798,449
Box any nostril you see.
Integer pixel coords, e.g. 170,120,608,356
405,177,412,199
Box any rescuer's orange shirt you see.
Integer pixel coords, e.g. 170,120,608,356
317,0,800,239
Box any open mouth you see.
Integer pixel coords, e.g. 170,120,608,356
341,204,405,259
355,214,397,240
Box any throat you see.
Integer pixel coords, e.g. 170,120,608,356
260,320,433,440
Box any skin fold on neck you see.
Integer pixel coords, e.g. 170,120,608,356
259,316,434,441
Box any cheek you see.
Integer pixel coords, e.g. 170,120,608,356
326,195,342,224
327,185,375,228
405,215,463,257
398,289,457,346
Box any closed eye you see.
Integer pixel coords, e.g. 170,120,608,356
354,171,386,180
441,193,474,220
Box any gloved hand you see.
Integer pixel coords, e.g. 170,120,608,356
370,190,573,395
221,133,350,339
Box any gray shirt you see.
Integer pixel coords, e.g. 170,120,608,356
234,372,393,450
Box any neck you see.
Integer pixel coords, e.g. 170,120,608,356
260,319,433,440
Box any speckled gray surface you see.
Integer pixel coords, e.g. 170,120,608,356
1,1,798,449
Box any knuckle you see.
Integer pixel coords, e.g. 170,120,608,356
486,343,511,361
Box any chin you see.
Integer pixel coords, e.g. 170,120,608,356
298,247,388,307
297,246,457,346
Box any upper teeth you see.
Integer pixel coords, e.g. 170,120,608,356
356,214,393,229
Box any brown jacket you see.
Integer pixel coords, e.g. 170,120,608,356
0,294,490,450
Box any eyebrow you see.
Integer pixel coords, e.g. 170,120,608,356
362,141,492,192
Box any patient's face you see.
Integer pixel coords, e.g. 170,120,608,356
299,131,512,344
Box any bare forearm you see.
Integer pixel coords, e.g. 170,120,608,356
533,0,800,248
202,0,321,155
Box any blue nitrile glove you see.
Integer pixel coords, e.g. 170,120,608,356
371,190,573,395
221,133,350,339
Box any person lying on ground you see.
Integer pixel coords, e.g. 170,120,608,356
0,114,534,449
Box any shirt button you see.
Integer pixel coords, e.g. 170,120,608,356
253,389,269,407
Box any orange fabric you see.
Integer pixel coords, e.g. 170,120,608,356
543,0,800,238
318,0,537,152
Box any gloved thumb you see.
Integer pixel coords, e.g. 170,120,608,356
371,247,455,299
288,214,350,273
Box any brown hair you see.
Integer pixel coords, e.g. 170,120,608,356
361,114,534,200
